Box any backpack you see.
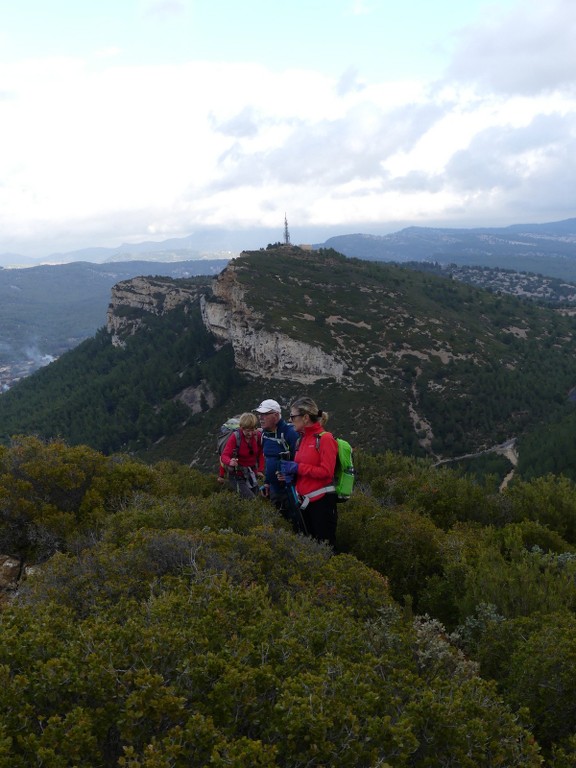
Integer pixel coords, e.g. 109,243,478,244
217,417,241,466
317,432,355,501
297,431,355,506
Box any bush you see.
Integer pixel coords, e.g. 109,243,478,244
505,474,576,544
2,520,542,767
338,492,445,610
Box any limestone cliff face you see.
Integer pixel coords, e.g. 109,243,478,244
106,262,345,383
200,260,345,383
106,276,203,346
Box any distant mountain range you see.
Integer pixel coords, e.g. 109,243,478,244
0,227,279,267
0,236,235,268
317,218,576,281
4,217,576,276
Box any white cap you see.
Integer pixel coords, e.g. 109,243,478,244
255,399,282,414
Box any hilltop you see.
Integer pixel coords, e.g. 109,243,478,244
1,245,576,479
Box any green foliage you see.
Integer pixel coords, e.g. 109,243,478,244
470,611,576,755
355,449,503,529
453,527,576,620
0,436,223,560
338,492,445,610
0,302,236,456
504,474,576,544
0,514,541,767
9,434,576,763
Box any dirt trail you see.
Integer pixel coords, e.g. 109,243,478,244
434,438,518,491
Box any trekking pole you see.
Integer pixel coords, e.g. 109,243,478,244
289,483,307,535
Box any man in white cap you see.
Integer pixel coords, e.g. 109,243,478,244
255,398,299,516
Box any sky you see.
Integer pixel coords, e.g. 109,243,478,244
1,0,576,257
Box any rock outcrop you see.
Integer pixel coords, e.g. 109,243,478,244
200,260,345,383
105,256,346,383
106,277,204,346
0,555,22,604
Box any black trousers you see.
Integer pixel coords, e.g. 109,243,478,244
228,473,258,500
301,493,338,546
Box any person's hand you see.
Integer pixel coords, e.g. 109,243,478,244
279,460,298,483
257,472,265,483
229,457,239,468
260,484,270,498
280,460,298,475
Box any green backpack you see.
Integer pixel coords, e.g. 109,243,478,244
316,432,355,502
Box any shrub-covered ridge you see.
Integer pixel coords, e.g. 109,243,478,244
5,436,576,764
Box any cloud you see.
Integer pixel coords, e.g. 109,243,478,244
447,0,576,95
3,0,576,258
211,106,262,139
210,97,447,193
336,67,366,97
442,112,576,219
145,0,187,19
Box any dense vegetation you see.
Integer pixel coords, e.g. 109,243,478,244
0,303,236,454
7,436,576,764
4,247,576,479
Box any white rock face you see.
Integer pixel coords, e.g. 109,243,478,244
106,262,346,382
200,263,345,383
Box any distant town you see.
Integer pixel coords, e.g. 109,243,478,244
0,355,55,393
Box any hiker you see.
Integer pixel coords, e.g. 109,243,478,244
220,412,264,499
279,396,338,546
255,398,299,518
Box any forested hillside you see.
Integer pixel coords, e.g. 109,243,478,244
3,435,576,765
2,247,576,479
0,302,236,454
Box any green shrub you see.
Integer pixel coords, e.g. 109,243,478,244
338,492,445,610
2,530,542,768
505,474,576,544
506,611,576,751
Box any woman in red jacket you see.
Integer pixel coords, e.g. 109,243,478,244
220,412,264,499
280,396,338,546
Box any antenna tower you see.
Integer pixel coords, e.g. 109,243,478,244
284,213,291,245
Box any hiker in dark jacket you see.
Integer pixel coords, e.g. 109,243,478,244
279,396,338,546
220,412,264,499
255,398,298,515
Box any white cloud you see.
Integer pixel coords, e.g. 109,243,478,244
2,0,576,257
447,0,576,95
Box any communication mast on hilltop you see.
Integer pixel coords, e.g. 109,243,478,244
284,213,291,245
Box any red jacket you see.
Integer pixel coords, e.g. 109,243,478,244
221,429,264,474
294,422,338,500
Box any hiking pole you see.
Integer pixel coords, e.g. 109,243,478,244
282,472,307,535
289,482,308,535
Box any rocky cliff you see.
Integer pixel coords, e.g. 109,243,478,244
106,256,346,383
106,276,206,346
200,258,346,383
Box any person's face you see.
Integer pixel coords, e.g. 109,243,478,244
289,409,307,431
258,411,280,430
242,427,256,440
